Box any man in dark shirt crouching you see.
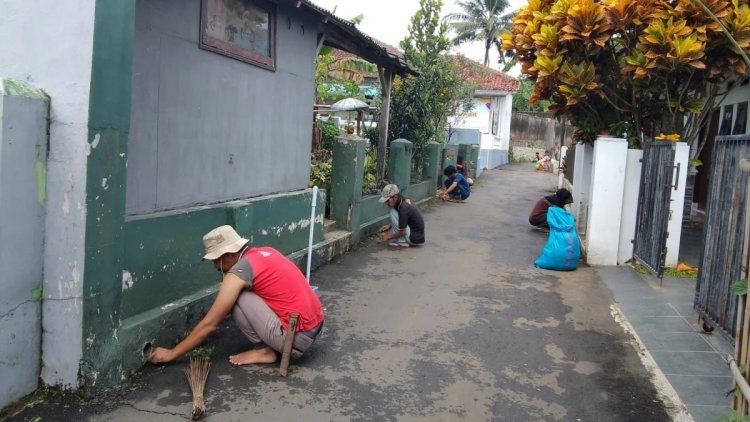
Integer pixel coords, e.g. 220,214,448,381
376,184,425,248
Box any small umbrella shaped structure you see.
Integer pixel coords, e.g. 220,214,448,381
330,97,370,135
330,97,369,111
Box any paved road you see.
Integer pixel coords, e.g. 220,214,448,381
9,165,677,421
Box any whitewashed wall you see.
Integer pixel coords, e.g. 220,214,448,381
0,0,96,388
586,137,628,266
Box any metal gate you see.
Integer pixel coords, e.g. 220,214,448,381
633,142,678,279
695,135,750,335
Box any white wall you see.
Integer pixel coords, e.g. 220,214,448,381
452,97,491,132
618,150,643,264
571,143,594,234
497,94,513,151
0,0,96,387
666,143,690,267
586,137,628,265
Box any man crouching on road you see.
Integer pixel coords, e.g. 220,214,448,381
149,225,324,366
376,184,425,248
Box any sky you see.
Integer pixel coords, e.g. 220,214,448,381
309,0,527,75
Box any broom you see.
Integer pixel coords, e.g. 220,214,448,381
185,347,213,420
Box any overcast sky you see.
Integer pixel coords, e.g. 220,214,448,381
310,0,527,75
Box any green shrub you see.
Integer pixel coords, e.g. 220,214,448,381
310,161,332,193
318,119,341,150
362,126,380,147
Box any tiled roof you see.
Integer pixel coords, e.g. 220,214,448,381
453,55,520,93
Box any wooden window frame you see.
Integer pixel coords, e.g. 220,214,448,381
199,0,277,71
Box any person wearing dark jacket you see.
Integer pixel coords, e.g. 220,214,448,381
377,184,426,248
529,188,574,228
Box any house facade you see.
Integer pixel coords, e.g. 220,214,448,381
448,56,519,172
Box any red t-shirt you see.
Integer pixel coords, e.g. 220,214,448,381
242,247,324,331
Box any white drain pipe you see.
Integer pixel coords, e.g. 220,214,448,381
306,186,318,283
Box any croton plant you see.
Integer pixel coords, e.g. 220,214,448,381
501,0,750,146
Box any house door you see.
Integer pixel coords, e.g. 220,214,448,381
633,141,678,279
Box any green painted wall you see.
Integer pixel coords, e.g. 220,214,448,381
360,195,388,225
122,190,324,319
82,0,135,387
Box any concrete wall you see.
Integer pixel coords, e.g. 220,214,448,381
586,137,628,265
450,94,513,172
126,0,317,215
0,82,48,409
509,112,574,160
571,143,593,237
0,0,96,387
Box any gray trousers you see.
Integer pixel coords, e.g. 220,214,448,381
232,291,322,358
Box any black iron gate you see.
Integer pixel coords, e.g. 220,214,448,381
633,142,678,279
695,135,750,336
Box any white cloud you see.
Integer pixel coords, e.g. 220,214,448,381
310,0,526,75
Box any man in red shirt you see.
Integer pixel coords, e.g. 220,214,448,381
149,225,324,366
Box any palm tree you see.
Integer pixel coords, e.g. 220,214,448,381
444,0,513,67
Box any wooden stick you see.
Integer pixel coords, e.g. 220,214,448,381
279,312,299,377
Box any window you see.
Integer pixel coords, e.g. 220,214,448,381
719,104,734,136
734,102,748,135
200,0,276,71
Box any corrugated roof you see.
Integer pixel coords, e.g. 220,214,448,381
295,0,417,75
453,55,519,93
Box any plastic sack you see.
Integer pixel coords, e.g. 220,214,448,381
534,207,580,271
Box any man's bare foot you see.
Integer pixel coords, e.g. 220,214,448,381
229,347,277,365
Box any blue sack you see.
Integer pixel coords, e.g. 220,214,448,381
534,207,580,271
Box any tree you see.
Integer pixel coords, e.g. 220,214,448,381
512,76,551,112
501,0,750,148
389,0,476,173
444,0,514,66
315,46,377,103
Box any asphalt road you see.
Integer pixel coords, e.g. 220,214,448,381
7,165,676,421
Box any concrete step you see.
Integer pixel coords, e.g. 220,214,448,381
324,218,337,233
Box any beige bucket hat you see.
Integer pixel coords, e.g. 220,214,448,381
202,225,249,260
378,184,400,203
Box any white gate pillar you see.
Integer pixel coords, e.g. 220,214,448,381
586,137,628,265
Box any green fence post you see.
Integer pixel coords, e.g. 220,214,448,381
330,135,367,244
441,144,459,188
458,144,470,165
470,145,480,177
423,141,442,195
387,138,413,195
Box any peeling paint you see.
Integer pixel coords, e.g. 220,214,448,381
161,303,176,311
86,133,101,156
101,178,108,190
62,192,70,215
122,270,134,291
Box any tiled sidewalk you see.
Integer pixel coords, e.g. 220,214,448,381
597,266,734,422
